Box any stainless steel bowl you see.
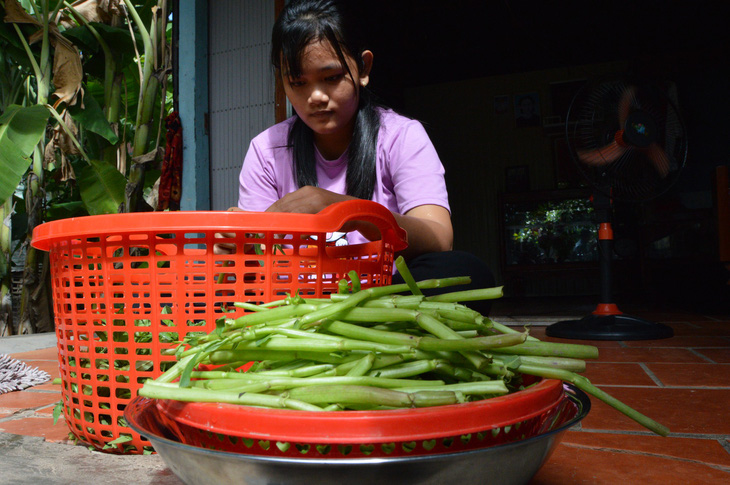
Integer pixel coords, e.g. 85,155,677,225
125,384,590,485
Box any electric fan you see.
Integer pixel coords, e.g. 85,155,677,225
546,76,688,340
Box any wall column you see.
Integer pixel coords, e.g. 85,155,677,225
177,0,210,210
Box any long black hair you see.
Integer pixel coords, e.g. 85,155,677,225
271,0,380,201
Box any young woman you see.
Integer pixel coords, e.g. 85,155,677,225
237,0,495,313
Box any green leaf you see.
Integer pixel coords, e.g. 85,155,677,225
102,434,133,450
69,86,119,144
0,10,27,51
179,350,201,388
0,140,30,205
77,159,126,215
0,40,33,73
91,22,142,65
60,25,99,55
161,305,175,326
254,335,273,347
501,355,522,371
348,270,361,293
0,104,49,204
0,104,49,153
159,331,178,343
215,317,226,338
53,401,63,424
45,201,86,221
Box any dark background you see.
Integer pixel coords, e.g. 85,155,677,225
361,1,728,95
353,0,730,312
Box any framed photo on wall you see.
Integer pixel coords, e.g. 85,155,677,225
514,92,541,127
494,94,511,115
505,165,530,192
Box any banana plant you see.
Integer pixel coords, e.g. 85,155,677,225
0,0,173,334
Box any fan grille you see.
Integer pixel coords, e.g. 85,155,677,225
567,78,687,202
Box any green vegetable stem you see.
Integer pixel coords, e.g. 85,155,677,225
139,269,669,436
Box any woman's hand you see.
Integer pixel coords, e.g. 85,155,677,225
266,187,453,258
266,186,384,240
265,186,354,214
214,207,243,255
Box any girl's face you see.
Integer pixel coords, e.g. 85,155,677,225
282,40,372,158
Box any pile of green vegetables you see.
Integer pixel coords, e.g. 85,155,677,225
140,257,668,436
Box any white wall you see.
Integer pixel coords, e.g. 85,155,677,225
208,0,276,210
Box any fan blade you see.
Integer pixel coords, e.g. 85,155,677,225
646,143,670,178
618,86,637,126
578,141,627,166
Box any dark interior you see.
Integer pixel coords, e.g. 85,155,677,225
363,1,728,101
356,0,730,313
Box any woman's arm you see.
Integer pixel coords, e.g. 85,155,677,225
393,204,453,259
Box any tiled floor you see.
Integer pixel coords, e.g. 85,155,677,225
529,312,730,484
1,308,729,484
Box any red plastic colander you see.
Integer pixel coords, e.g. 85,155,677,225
151,377,571,458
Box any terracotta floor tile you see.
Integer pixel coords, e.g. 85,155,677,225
35,402,61,416
670,321,730,337
667,322,703,336
695,348,730,363
594,347,707,363
9,347,59,360
582,362,657,386
0,416,71,442
528,327,623,348
646,363,730,388
692,322,730,337
631,311,714,322
581,387,730,435
532,440,730,484
562,431,730,468
0,390,61,413
28,381,62,393
623,335,730,348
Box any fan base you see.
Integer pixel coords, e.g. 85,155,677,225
546,314,674,341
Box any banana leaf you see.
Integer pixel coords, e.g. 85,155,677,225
77,159,127,215
0,104,49,204
69,83,119,144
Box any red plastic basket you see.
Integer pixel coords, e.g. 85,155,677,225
31,200,407,453
152,378,571,458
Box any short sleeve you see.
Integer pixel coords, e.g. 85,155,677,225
238,120,296,212
383,118,450,215
238,140,279,211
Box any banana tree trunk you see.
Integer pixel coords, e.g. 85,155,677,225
123,0,166,213
17,151,54,334
16,142,52,334
126,74,161,212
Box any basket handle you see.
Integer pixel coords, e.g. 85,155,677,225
317,200,408,252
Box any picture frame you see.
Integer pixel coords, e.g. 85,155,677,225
494,94,511,115
514,92,541,127
505,165,530,192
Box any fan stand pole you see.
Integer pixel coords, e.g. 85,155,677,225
546,191,674,341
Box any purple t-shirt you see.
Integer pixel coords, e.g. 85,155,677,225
238,108,449,245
